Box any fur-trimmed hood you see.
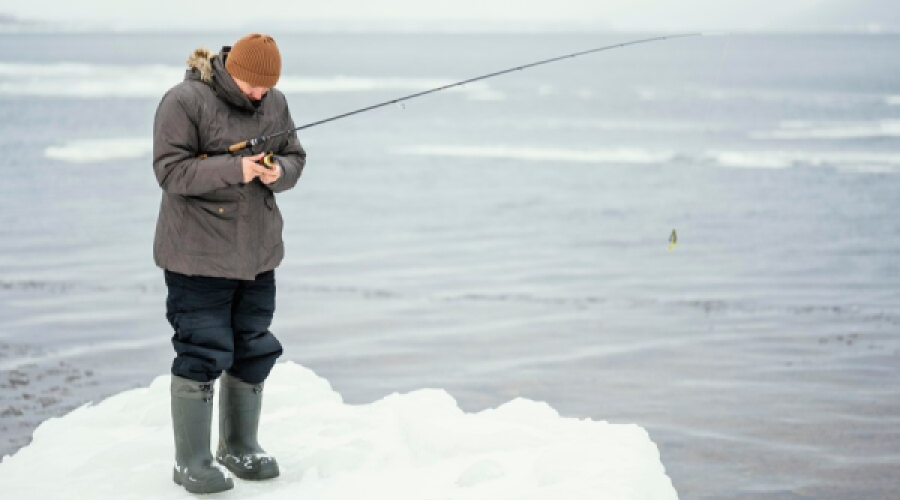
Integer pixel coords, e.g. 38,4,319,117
186,47,216,83
183,45,263,113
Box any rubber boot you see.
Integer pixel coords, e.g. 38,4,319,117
216,372,280,480
171,376,234,494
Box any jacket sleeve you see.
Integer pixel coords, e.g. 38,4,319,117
267,95,306,194
152,88,243,196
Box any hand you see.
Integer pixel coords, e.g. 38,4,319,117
260,159,282,185
241,153,269,183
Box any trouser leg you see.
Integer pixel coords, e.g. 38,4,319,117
228,270,282,385
165,270,238,383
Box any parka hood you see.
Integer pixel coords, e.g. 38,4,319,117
184,46,264,113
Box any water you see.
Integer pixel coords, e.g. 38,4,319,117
1,32,899,499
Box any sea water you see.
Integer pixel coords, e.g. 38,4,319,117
0,32,898,499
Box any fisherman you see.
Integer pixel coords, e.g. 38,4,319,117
152,33,306,494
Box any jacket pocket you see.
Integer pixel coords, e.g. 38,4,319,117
179,198,238,256
263,194,284,250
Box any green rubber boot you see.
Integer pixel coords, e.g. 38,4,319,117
216,372,280,480
171,376,234,494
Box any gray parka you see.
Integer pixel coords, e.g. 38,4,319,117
152,46,306,280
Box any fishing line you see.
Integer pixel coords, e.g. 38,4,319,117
228,33,707,154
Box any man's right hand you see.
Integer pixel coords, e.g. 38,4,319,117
241,153,271,184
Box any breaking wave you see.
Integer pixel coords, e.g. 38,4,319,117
635,86,894,108
752,120,900,140
43,135,900,174
393,145,676,164
393,144,900,173
44,138,151,163
705,150,900,172
507,119,728,132
0,62,180,98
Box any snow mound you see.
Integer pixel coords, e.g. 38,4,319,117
0,362,678,500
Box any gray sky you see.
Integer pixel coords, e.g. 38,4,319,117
1,0,894,33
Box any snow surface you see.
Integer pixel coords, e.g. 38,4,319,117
0,362,678,499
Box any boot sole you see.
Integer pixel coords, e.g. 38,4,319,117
174,468,235,494
217,458,280,481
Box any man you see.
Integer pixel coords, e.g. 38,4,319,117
152,33,305,494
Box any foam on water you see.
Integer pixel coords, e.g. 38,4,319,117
43,137,900,173
635,86,892,107
492,118,727,133
393,144,900,173
0,62,181,98
752,120,900,140
0,362,677,500
705,150,900,171
44,138,151,163
393,145,676,164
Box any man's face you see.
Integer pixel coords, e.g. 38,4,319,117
233,76,270,102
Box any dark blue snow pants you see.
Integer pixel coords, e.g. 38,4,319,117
164,270,283,384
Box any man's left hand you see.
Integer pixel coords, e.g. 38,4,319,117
260,161,282,185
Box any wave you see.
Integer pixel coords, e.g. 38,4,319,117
707,151,794,169
0,62,497,98
393,145,676,164
635,86,893,108
44,138,151,163
43,134,900,173
705,150,900,171
752,120,900,140
393,144,900,173
508,118,728,132
706,88,888,107
0,62,181,98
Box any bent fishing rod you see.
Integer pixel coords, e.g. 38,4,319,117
231,32,705,158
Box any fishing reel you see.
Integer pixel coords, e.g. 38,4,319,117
226,138,277,171
258,152,277,170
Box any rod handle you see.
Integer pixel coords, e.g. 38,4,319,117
228,141,248,153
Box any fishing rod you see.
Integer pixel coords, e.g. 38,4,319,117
229,32,705,156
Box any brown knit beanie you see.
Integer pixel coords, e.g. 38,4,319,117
225,33,281,88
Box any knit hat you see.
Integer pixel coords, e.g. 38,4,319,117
225,33,281,88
